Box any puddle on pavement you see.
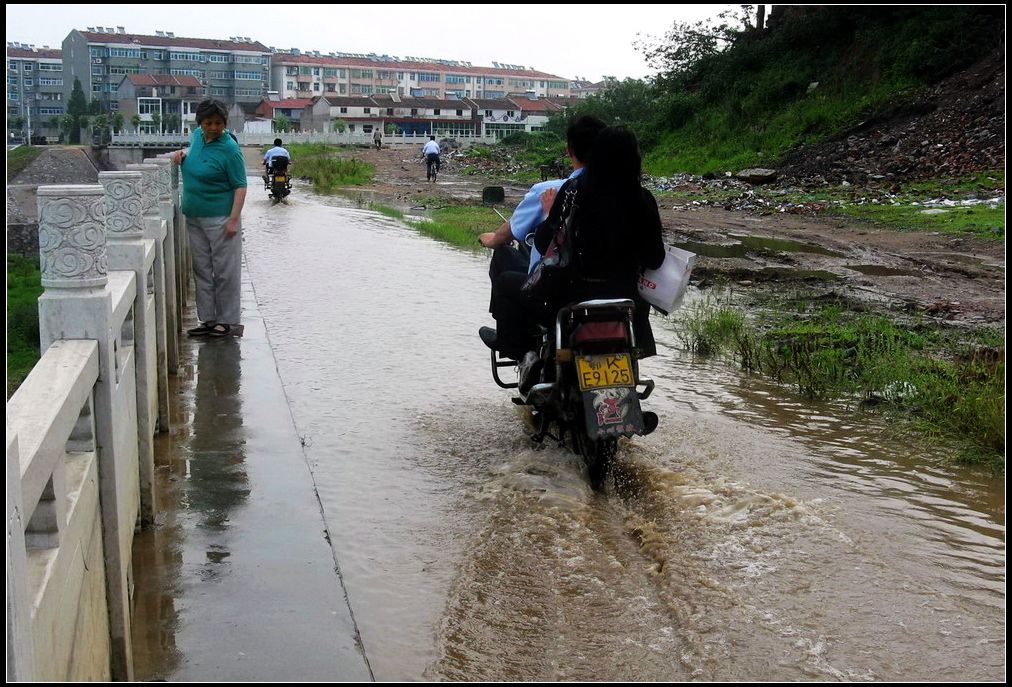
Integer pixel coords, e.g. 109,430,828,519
675,235,844,259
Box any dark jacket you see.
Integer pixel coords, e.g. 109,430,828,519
531,176,665,356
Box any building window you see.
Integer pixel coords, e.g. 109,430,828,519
313,82,320,91
410,108,418,116
287,81,295,91
340,107,348,113
456,109,463,116
313,67,320,76
363,107,371,114
485,110,492,117
138,98,161,115
386,108,393,115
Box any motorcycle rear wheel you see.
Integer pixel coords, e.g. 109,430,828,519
573,428,617,489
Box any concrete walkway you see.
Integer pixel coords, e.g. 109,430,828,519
130,260,373,681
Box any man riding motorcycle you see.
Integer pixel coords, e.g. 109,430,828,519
263,137,292,182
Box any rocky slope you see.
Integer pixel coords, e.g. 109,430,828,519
778,50,1005,186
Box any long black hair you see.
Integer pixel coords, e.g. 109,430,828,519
571,126,659,279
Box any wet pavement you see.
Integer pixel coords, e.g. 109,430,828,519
130,181,1004,681
130,259,372,681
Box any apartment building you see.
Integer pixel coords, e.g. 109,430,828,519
302,95,476,135
61,27,271,113
269,50,571,102
114,74,204,133
7,44,65,141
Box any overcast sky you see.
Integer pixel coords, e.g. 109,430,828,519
6,3,730,81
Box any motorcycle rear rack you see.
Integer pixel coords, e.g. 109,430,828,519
491,349,518,389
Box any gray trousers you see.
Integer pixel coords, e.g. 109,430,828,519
187,215,242,325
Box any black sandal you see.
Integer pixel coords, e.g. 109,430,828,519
187,322,216,337
207,323,231,337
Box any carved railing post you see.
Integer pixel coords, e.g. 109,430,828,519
36,185,137,680
100,171,157,525
125,163,169,432
150,157,179,374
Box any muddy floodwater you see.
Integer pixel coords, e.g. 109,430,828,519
226,183,1003,681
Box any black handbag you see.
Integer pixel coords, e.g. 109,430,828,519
521,185,578,298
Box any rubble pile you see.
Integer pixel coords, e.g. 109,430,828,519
778,51,1005,186
455,145,530,176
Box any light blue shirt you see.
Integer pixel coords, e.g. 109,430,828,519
422,140,441,155
510,167,583,271
264,146,291,165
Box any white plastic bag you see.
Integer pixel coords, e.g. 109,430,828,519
638,245,696,314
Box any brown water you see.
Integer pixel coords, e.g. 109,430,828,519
237,185,1004,681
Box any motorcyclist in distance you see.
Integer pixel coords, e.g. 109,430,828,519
263,137,292,182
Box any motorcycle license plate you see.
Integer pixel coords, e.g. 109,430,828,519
576,354,633,390
274,175,287,183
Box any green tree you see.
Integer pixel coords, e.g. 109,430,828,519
60,114,75,143
384,122,399,135
150,112,162,134
331,118,347,133
78,115,91,144
92,114,109,144
273,113,290,133
130,114,142,133
111,112,125,134
66,78,89,144
164,113,181,133
48,116,60,136
88,99,105,115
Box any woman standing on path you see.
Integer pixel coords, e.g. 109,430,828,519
171,99,247,337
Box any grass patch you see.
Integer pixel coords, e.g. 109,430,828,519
830,202,1004,238
406,206,503,248
7,255,44,397
277,143,373,191
369,203,405,220
7,145,44,182
674,292,1005,469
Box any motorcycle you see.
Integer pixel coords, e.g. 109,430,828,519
487,297,657,488
264,155,292,203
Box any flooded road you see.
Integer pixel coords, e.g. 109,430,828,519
240,184,1004,681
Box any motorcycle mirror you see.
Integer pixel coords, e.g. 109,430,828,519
524,233,536,248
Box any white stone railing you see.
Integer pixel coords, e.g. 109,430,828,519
5,157,187,681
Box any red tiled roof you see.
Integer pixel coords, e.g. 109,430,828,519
6,47,62,59
271,51,565,80
78,30,269,52
265,98,314,109
508,97,563,113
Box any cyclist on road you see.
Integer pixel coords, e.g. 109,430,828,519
422,135,441,181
